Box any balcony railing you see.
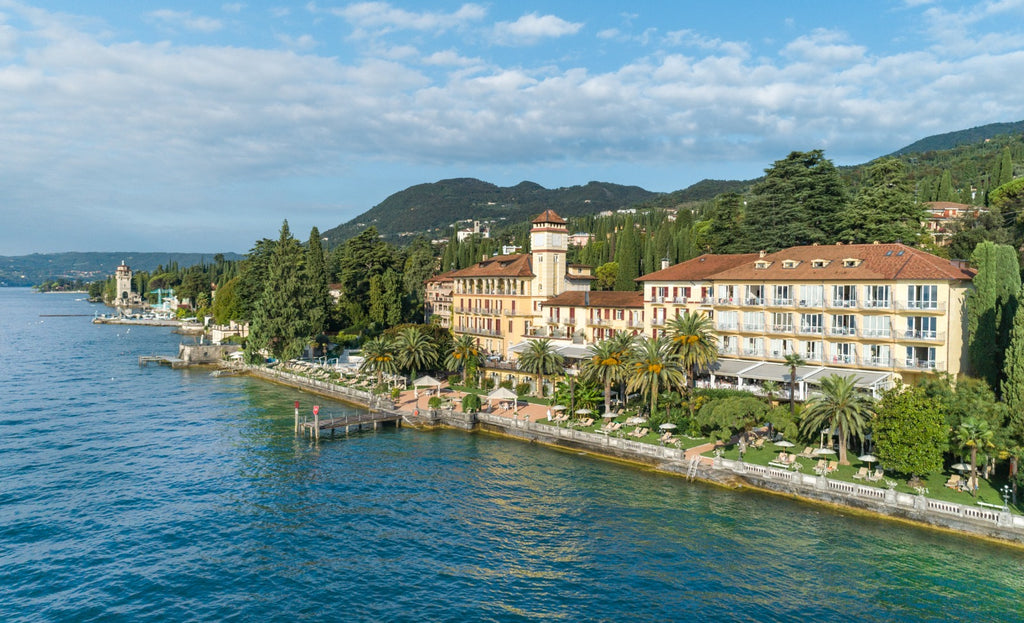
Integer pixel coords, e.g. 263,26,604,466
700,297,716,305
672,297,688,304
769,298,794,307
827,354,857,365
627,320,645,329
460,327,502,337
742,348,765,357
862,356,892,368
741,323,765,332
717,323,739,331
718,345,737,355
896,301,945,312
828,299,859,309
650,296,665,303
717,297,739,306
862,300,891,310
587,317,607,326
769,324,794,334
901,358,941,370
797,300,824,308
861,328,891,339
651,318,667,327
744,297,765,306
829,327,858,337
546,317,560,324
798,326,824,335
902,330,943,342
803,352,823,362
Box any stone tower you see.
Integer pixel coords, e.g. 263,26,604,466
115,261,133,306
530,209,568,297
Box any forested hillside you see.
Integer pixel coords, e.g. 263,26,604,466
0,252,243,287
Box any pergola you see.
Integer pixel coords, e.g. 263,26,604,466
707,359,893,399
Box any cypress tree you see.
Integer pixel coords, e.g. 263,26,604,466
937,170,954,202
614,218,640,290
368,274,385,325
967,241,1021,391
305,227,332,337
1001,288,1024,412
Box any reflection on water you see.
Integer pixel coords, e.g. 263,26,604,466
1,289,1023,622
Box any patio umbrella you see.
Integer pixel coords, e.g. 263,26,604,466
659,423,677,430
575,408,593,415
775,440,795,448
813,448,836,456
858,454,878,466
601,412,617,419
951,462,969,472
551,405,567,411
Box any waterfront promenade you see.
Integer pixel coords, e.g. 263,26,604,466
233,362,1024,546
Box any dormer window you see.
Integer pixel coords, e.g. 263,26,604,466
755,260,772,269
842,258,862,268
811,259,830,268
782,260,800,269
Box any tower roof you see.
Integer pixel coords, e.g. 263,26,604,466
531,209,566,225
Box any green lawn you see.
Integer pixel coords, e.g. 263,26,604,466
713,444,1018,513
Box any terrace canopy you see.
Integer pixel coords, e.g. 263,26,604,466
708,359,893,398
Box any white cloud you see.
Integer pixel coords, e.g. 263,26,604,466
276,33,317,50
221,3,245,13
326,2,486,37
781,29,867,65
147,9,223,33
493,13,583,46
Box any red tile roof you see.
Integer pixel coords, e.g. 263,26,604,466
636,253,760,282
532,209,566,225
540,290,644,308
424,270,457,283
708,243,975,282
449,254,534,278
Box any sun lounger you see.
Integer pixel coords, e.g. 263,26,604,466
827,461,838,473
752,438,766,449
814,459,827,473
867,467,884,482
944,474,961,489
580,418,594,427
799,446,815,458
852,467,869,480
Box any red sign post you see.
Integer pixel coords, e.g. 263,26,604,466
313,405,320,415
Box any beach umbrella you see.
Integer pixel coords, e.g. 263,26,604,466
601,411,617,419
951,463,969,472
774,440,795,448
575,408,593,415
813,448,836,456
858,454,878,466
551,405,567,411
659,423,677,430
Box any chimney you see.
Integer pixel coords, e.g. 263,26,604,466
759,250,767,258
661,257,670,270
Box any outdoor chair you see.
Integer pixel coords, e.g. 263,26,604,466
827,461,839,473
868,467,884,482
944,474,961,489
814,459,827,473
799,446,815,458
852,467,869,480
580,418,594,427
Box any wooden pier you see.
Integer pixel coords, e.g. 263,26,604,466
299,408,403,439
139,355,186,368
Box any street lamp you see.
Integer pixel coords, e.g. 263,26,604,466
1002,484,1012,510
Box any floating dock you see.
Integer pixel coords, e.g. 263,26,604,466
139,355,186,368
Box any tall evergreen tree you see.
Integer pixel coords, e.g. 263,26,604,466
937,170,954,202
967,241,1021,390
706,192,747,253
305,227,332,337
838,158,926,244
743,150,848,252
1001,288,1024,413
247,221,309,361
613,218,640,290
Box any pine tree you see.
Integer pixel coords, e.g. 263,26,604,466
838,158,926,244
247,221,310,361
613,218,640,290
937,170,954,202
1001,288,1024,412
743,150,848,252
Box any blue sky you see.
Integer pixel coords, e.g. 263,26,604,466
2,0,1023,254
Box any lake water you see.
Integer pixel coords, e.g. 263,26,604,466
1,288,1023,622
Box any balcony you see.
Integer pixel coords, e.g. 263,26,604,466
828,327,858,337
827,354,857,365
501,308,530,317
627,319,645,329
797,300,823,308
895,301,946,312
862,300,891,310
717,298,739,306
769,324,794,334
900,358,942,371
546,317,560,325
586,317,608,326
902,330,944,342
741,323,765,332
461,326,502,338
768,298,794,307
562,318,577,326
798,326,824,335
700,297,716,305
860,328,892,339
717,323,738,331
525,327,568,339
672,297,688,304
652,318,667,327
828,299,859,309
650,296,666,303
718,345,737,356
862,356,892,368
744,297,765,307
742,348,765,357
803,352,823,363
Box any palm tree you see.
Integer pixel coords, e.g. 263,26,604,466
358,336,397,386
799,374,873,465
626,336,684,418
666,311,719,389
394,326,438,382
581,338,630,415
762,380,780,404
445,334,481,385
783,353,806,417
955,417,995,497
516,338,564,398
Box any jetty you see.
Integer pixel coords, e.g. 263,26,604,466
298,408,403,439
139,355,186,368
